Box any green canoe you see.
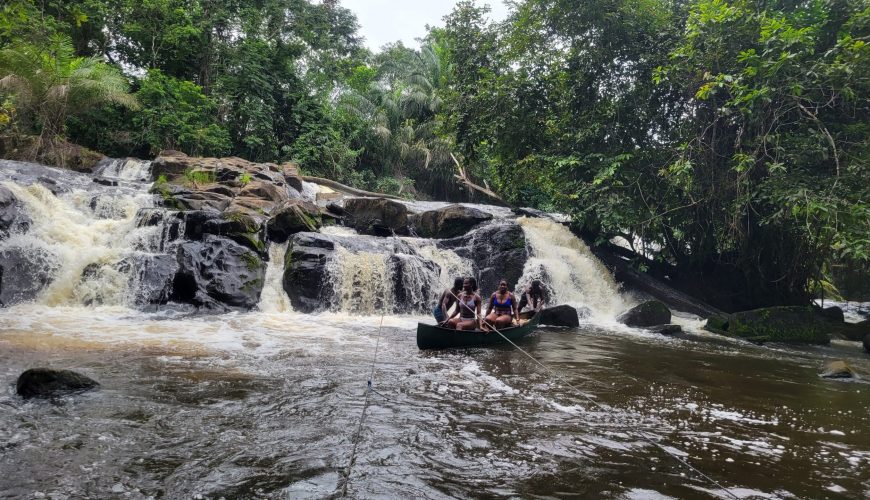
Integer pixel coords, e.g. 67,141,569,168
416,313,541,350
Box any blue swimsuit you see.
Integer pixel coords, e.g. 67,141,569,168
492,294,513,315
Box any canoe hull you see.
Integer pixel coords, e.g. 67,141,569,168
416,314,541,350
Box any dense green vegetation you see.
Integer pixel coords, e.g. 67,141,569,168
1,0,867,310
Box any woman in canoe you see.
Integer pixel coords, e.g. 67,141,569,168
434,277,463,325
446,277,482,331
484,279,519,329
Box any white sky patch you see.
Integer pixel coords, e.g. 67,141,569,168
342,0,511,51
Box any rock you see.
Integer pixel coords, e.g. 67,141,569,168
0,246,59,306
0,185,30,238
617,300,672,327
820,360,855,379
172,235,266,310
704,315,729,333
344,197,410,236
648,324,683,335
281,162,304,191
412,204,493,239
282,233,336,313
238,180,289,206
152,154,285,186
439,221,528,295
117,253,177,305
819,305,845,323
267,200,322,243
725,306,842,344
176,210,266,256
389,253,441,314
538,304,580,327
864,333,870,353
17,368,99,399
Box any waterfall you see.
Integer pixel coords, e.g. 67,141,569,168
407,238,473,293
0,160,171,307
517,216,627,320
93,158,153,182
327,246,393,314
258,242,293,313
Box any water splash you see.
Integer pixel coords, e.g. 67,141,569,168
327,246,393,314
93,158,153,182
517,217,627,319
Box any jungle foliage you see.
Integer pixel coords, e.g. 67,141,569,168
0,0,868,309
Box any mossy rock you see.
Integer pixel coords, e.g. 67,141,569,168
726,306,831,345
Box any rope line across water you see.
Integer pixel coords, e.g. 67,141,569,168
337,312,386,498
446,289,740,500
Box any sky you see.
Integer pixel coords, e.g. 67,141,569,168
343,0,511,52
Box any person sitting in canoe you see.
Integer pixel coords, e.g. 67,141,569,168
446,277,481,331
484,279,519,330
434,277,463,325
518,279,547,315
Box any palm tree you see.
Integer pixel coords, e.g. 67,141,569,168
341,42,456,198
0,34,139,154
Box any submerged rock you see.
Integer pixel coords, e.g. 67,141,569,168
17,368,99,399
538,304,580,327
648,324,683,335
411,204,492,239
820,360,856,379
617,300,672,327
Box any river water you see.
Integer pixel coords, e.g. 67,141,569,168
1,160,869,498
1,305,868,499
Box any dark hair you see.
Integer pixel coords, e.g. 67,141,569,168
464,276,478,292
531,280,542,292
452,277,464,290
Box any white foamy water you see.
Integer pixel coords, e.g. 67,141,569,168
328,245,393,314
0,181,160,306
406,238,473,292
517,217,628,320
94,158,153,182
257,242,293,313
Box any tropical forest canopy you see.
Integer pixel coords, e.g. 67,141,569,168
1,0,868,311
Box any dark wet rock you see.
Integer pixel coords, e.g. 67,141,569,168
820,306,845,323
439,221,528,295
118,253,177,305
172,235,266,310
727,306,834,344
267,200,321,243
864,333,870,353
0,185,30,238
704,315,729,334
238,181,288,205
17,368,99,399
538,304,580,327
282,233,336,313
326,202,346,217
617,300,672,327
344,197,410,236
412,204,492,239
0,246,58,306
173,210,266,256
820,360,856,379
648,324,683,335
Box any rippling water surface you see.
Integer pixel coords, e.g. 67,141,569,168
1,307,868,499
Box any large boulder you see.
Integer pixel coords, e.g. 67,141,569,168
151,152,290,187
819,305,845,323
726,306,832,344
0,185,30,238
282,233,336,312
617,300,672,327
412,204,492,239
344,197,410,236
267,200,322,243
538,304,580,327
172,235,267,310
17,368,99,399
0,246,59,306
118,253,177,306
439,221,528,295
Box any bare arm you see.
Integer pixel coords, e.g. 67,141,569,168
484,293,494,316
512,293,520,322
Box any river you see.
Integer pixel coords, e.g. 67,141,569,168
0,160,868,498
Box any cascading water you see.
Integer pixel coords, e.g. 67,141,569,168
0,160,168,307
257,242,293,313
517,216,628,320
